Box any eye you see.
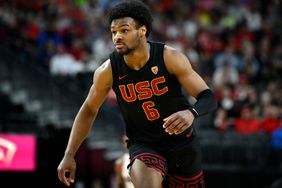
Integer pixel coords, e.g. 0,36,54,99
111,31,117,35
122,29,128,33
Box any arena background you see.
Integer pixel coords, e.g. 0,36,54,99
0,0,281,188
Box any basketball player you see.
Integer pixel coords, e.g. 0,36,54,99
57,1,217,187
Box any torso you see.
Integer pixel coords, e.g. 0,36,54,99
110,41,191,143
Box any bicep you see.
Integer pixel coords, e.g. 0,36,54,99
85,60,113,113
164,47,209,97
180,69,209,97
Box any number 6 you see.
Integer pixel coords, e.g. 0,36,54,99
142,101,160,121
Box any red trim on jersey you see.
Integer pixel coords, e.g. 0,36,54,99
172,170,203,181
130,152,167,176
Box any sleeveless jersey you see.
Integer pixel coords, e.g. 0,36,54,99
110,41,192,143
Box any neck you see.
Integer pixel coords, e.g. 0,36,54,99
123,41,150,71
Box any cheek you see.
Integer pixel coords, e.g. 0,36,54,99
125,34,136,46
130,32,141,44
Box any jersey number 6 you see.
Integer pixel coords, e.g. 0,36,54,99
142,101,160,121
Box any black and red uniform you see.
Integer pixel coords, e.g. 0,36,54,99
110,41,205,188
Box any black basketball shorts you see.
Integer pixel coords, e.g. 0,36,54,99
127,129,205,188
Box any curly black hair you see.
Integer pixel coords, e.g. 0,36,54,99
108,0,153,38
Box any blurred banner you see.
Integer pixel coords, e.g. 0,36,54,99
0,134,36,171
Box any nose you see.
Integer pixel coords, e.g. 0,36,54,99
114,31,123,42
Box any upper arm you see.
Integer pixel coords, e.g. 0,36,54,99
163,46,209,97
84,59,113,114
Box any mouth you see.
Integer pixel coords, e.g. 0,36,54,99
115,42,125,49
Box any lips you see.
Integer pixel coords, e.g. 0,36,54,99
115,42,125,49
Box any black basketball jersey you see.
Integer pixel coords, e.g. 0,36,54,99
110,41,192,143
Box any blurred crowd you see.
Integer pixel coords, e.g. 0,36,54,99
0,0,281,147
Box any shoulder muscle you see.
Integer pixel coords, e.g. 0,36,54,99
85,59,113,113
93,59,113,90
163,45,209,97
163,45,193,76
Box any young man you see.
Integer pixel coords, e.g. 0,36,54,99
57,1,217,187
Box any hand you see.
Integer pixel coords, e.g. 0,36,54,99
57,155,76,186
163,109,194,135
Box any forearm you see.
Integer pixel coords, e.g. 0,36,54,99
188,89,217,118
64,103,97,157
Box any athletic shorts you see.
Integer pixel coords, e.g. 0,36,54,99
127,128,205,188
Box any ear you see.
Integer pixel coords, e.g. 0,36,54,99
139,25,147,37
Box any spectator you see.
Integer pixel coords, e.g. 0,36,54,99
271,122,282,169
239,39,260,82
213,43,242,71
214,107,232,131
212,61,239,89
37,39,56,68
234,105,261,134
49,44,83,76
261,105,280,135
68,39,85,61
271,123,282,150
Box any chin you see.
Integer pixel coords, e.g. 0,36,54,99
116,49,131,55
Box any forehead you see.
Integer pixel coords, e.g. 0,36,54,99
111,17,136,28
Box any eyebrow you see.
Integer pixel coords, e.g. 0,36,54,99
111,24,130,29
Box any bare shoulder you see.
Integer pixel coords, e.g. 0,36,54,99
84,59,113,112
163,45,192,75
94,59,112,78
93,59,113,89
163,45,209,97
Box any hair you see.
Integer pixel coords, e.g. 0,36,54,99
108,0,153,38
